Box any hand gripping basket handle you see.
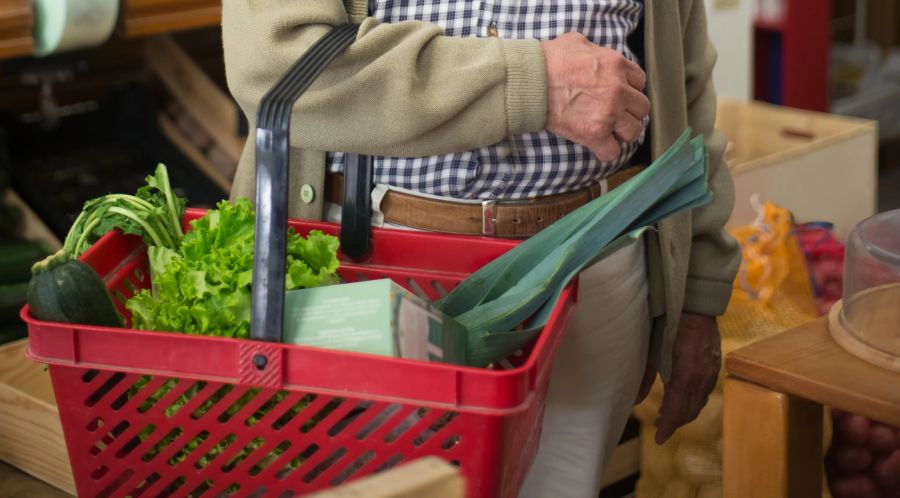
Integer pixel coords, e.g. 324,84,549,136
252,24,363,343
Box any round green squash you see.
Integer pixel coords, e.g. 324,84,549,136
27,251,123,327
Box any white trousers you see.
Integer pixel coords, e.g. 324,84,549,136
519,235,651,498
326,197,651,497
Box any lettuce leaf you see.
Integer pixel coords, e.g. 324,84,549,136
126,198,339,338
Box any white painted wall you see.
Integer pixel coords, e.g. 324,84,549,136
704,0,755,100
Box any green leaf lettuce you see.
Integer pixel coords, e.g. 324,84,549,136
126,198,339,338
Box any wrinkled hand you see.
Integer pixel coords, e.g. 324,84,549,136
634,312,721,444
541,32,650,162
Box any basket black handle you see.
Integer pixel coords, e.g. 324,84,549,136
251,24,364,343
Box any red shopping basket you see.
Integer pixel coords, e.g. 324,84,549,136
24,211,576,498
23,24,578,498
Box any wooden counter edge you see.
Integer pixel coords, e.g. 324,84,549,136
725,318,900,427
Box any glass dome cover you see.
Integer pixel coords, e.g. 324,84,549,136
829,209,900,372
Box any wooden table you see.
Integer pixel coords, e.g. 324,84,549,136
0,461,72,498
723,318,900,497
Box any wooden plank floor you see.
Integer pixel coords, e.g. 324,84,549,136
0,461,72,498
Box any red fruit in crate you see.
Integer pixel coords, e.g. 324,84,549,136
829,446,874,473
872,449,900,492
868,424,899,455
837,414,873,447
829,474,879,498
821,280,843,300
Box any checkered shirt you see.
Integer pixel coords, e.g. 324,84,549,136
328,0,647,200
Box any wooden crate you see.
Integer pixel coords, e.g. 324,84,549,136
0,339,74,495
717,98,878,238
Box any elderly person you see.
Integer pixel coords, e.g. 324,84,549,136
223,0,740,495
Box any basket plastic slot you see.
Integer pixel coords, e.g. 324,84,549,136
107,420,157,459
385,408,463,453
220,436,265,473
354,402,408,442
155,475,187,498
330,449,376,486
302,447,348,484
326,400,373,437
203,432,267,477
113,423,157,460
95,468,136,498
167,429,212,468
301,397,362,438
248,440,293,477
247,484,272,498
136,378,181,415
190,433,238,471
273,443,320,481
159,380,210,419
190,383,236,421
84,371,128,407
266,393,332,436
185,479,215,497
128,471,162,498
88,420,130,457
301,398,347,435
354,402,403,441
224,436,287,478
216,388,264,424
270,393,317,431
139,426,184,463
373,452,406,473
412,411,460,448
242,390,287,427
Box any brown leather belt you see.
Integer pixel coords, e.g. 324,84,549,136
325,165,645,238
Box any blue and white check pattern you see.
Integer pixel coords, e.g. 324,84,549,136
328,0,647,200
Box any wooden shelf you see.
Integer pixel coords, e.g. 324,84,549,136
0,0,32,60
0,0,222,62
122,0,221,38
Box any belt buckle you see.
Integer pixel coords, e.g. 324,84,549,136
482,200,497,236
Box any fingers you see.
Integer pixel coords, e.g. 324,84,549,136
623,59,646,90
588,135,622,163
614,114,644,143
654,379,713,444
622,85,651,120
655,384,689,444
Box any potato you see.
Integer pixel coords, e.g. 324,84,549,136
673,442,722,485
872,449,900,492
836,414,871,447
661,480,696,498
867,423,898,455
827,447,873,473
695,483,722,498
828,474,879,498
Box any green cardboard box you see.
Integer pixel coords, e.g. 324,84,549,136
283,279,467,364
